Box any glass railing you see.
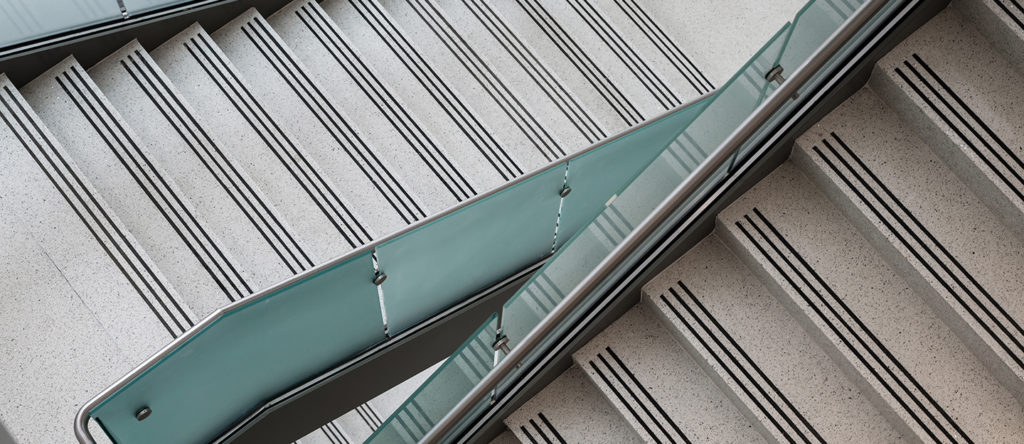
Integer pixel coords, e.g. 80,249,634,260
76,88,715,443
0,0,211,52
366,0,907,441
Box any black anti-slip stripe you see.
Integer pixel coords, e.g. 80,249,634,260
751,209,969,440
897,59,1024,206
818,135,1024,368
603,349,687,443
566,0,679,108
461,0,605,142
60,68,249,302
520,425,540,444
407,0,564,160
665,285,817,442
513,0,642,126
614,0,713,93
734,217,943,441
0,89,183,336
253,16,429,218
242,19,424,223
296,4,474,201
537,413,566,444
131,50,313,269
528,419,553,444
743,209,970,441
912,54,1024,183
121,52,310,273
303,6,476,201
188,33,369,246
994,0,1024,31
587,359,661,443
349,0,523,179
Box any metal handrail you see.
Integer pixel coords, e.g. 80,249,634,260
72,87,714,441
417,0,889,442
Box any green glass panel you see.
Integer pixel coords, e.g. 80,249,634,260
377,166,564,333
0,0,121,49
557,98,712,248
367,315,498,443
91,252,383,444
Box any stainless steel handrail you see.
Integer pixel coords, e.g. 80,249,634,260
417,0,888,442
72,88,714,442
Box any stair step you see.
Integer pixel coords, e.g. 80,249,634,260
151,24,371,264
483,0,672,129
606,0,806,88
794,86,1024,401
20,57,248,318
319,0,527,182
1,74,193,355
440,0,634,134
644,233,903,442
955,0,1024,73
573,304,766,443
266,1,473,212
213,8,430,234
871,8,1024,239
505,364,641,444
87,40,308,291
379,0,578,162
718,162,1024,442
430,0,610,146
0,197,138,444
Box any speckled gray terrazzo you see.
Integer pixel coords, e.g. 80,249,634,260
151,23,366,265
266,0,466,213
794,86,1024,401
506,364,641,444
0,201,135,444
871,7,1024,240
19,57,246,319
643,233,905,443
319,0,524,188
574,304,765,443
88,40,298,291
954,0,1024,74
718,162,1024,442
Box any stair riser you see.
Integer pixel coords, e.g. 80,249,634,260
792,139,1024,403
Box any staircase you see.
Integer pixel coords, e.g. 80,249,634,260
0,0,806,443
503,2,1024,442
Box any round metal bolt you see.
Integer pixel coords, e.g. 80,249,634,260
135,407,152,421
559,186,572,198
765,65,784,81
373,273,387,286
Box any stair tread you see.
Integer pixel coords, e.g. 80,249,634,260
431,0,611,145
719,162,1024,442
0,201,137,444
873,8,1024,237
955,0,1024,74
88,40,306,291
319,0,529,183
609,0,805,93
482,0,670,129
213,8,432,233
379,0,579,163
152,23,371,265
20,57,246,318
0,74,190,355
796,86,1024,397
506,364,640,444
644,233,904,443
573,304,766,443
